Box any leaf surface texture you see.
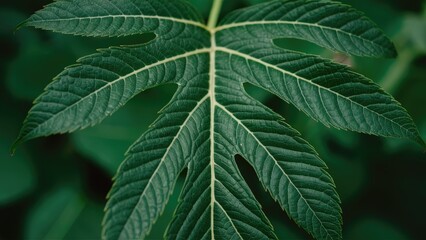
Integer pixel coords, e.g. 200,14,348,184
16,0,425,240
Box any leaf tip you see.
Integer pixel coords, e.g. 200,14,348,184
407,131,426,150
407,123,426,147
386,44,398,58
10,138,23,156
14,19,30,33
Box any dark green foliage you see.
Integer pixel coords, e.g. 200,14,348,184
8,0,425,240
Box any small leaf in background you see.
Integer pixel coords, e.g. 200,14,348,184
25,188,103,240
0,7,77,101
404,15,426,52
62,201,104,239
6,36,77,100
25,188,82,239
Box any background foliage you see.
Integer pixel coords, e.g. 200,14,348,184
0,0,425,239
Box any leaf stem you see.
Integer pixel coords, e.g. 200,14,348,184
379,48,416,95
207,0,224,29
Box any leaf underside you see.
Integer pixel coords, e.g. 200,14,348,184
15,0,425,240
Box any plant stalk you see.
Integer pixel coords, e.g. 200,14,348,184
380,48,416,95
207,0,224,29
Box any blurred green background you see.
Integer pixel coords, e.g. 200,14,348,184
1,0,425,239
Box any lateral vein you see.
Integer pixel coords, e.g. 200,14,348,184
29,15,208,30
215,47,410,136
28,48,210,136
215,103,332,239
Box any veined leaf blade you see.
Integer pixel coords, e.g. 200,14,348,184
15,0,425,240
13,35,210,149
213,76,342,240
103,81,210,239
214,41,424,147
22,0,207,37
217,0,396,58
166,100,277,239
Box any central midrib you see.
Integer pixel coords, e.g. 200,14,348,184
208,31,217,239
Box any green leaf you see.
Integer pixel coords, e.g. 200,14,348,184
25,188,82,239
16,0,425,240
13,30,210,149
25,188,103,240
209,85,342,239
22,0,206,36
71,87,175,175
217,0,397,57
214,42,424,145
